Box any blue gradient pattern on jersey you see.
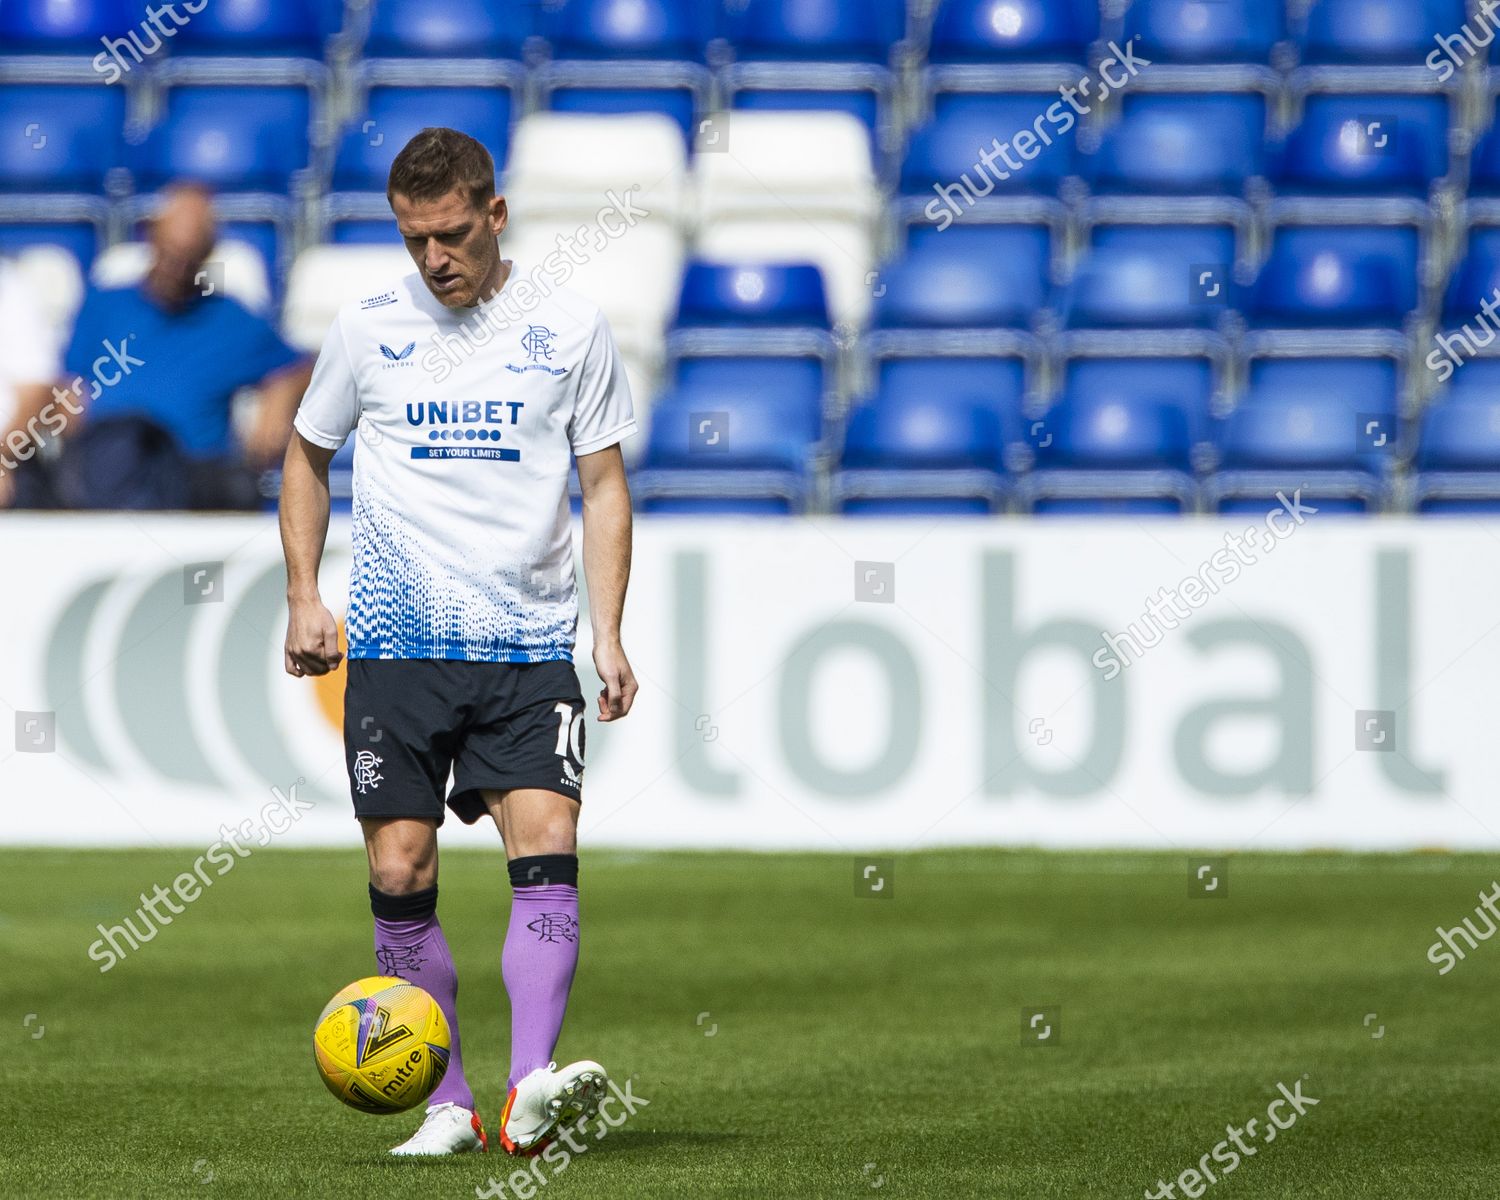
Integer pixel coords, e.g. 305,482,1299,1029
344,481,575,663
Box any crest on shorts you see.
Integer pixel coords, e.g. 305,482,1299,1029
354,750,384,794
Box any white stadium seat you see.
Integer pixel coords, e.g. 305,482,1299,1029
280,245,412,351
691,111,879,324
90,239,272,316
503,112,690,231
11,244,83,350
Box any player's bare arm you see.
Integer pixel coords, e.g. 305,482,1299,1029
279,431,343,678
577,443,637,722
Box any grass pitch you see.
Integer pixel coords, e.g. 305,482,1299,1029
4,847,1498,1198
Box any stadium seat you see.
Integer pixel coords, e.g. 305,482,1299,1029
1023,395,1196,511
1413,398,1500,509
694,111,878,324
1210,393,1390,510
1088,94,1267,195
927,0,1097,63
726,0,904,63
504,113,688,230
670,357,825,409
0,84,125,192
0,220,100,269
834,392,1009,513
90,239,274,316
729,89,883,153
872,356,1026,423
1299,0,1467,65
1061,225,1238,329
873,224,1050,330
1442,229,1500,329
130,86,311,192
1031,497,1188,514
1244,357,1399,423
1061,358,1216,445
632,391,823,511
1123,0,1286,63
674,263,829,329
0,0,130,52
540,0,713,60
281,245,411,351
363,0,534,58
1469,109,1500,198
1249,226,1418,329
168,0,331,55
331,87,513,194
1436,357,1500,404
1275,95,1448,195
546,88,700,141
901,94,1078,204
637,496,797,514
6,243,84,350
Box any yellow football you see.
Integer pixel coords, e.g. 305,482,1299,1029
312,976,450,1114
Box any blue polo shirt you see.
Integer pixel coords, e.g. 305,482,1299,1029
63,284,302,460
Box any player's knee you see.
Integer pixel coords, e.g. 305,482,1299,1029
511,817,576,860
368,856,436,895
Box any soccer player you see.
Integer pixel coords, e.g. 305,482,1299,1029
279,127,639,1157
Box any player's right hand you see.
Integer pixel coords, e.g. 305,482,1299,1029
285,598,344,677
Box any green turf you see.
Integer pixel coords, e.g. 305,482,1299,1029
4,848,1499,1198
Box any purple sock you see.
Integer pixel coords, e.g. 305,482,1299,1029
502,880,580,1090
374,913,475,1111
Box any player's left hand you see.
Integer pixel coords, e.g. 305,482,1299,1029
592,639,637,722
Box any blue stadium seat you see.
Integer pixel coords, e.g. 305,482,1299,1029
1413,398,1500,510
1470,111,1500,196
637,496,797,514
1061,358,1215,445
1275,96,1448,195
874,225,1051,329
1442,229,1500,331
928,0,1097,63
674,263,829,329
1213,496,1370,515
1245,357,1399,422
1088,94,1266,195
834,392,1008,513
633,391,823,510
364,0,534,59
1249,227,1418,328
902,94,1077,201
329,220,401,245
331,87,512,192
873,356,1025,420
672,357,825,405
132,86,310,192
1416,400,1500,470
540,0,712,59
1438,357,1500,403
1032,497,1187,514
727,0,904,63
0,0,129,52
0,221,100,267
1124,0,1286,63
0,84,125,192
169,0,332,55
1024,395,1196,511
1061,225,1238,329
547,88,698,139
1211,394,1389,510
1300,0,1467,65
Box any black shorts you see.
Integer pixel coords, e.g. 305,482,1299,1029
343,659,587,826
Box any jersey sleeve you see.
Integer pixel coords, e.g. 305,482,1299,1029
292,309,360,450
567,307,637,457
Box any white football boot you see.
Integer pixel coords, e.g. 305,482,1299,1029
389,1101,488,1156
499,1060,610,1155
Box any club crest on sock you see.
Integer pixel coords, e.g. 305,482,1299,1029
526,912,578,944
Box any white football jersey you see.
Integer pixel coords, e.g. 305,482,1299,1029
293,264,636,663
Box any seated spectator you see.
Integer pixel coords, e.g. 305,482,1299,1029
10,183,311,510
0,257,62,508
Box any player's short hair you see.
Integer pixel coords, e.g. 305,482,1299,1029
387,127,496,209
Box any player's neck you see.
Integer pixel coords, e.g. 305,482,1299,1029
472,256,513,308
